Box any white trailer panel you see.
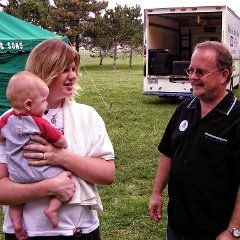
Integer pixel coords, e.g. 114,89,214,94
143,5,240,99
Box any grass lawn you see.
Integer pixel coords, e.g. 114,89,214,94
78,56,176,239
0,55,239,240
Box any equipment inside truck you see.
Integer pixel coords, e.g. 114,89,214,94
144,5,240,98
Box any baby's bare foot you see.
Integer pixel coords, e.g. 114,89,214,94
13,222,28,240
44,208,59,229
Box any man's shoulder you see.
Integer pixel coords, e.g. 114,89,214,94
231,98,240,115
233,97,240,106
227,94,240,110
177,97,197,110
180,97,195,104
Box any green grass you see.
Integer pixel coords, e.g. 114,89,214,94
77,56,179,239
1,55,239,240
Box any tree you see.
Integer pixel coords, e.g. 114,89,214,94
101,4,143,69
3,0,108,50
4,0,52,29
0,0,7,8
103,5,129,69
86,4,143,68
51,0,108,51
122,5,143,67
84,14,113,65
3,0,21,18
2,0,143,66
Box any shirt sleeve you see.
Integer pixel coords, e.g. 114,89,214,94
0,138,7,164
32,116,62,143
158,105,181,158
0,111,12,164
87,110,115,160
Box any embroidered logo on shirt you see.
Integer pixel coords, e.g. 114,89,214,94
179,120,188,132
204,132,227,143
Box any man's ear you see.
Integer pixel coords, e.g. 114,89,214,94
24,99,32,111
222,69,230,84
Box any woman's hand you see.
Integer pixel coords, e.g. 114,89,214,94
23,135,66,167
24,136,115,186
49,171,75,202
0,163,75,205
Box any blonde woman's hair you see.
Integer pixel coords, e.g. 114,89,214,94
25,38,80,98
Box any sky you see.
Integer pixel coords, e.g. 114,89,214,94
1,0,240,18
105,0,240,18
1,0,240,17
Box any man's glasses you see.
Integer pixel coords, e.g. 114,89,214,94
185,68,222,77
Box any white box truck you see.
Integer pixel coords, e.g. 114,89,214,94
143,5,240,99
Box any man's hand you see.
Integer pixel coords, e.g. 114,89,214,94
149,193,164,222
216,230,236,240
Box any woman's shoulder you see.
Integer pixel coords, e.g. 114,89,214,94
64,100,102,121
68,100,97,113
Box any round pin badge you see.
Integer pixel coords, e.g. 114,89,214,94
179,120,188,132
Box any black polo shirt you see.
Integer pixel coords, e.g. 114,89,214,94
159,93,240,240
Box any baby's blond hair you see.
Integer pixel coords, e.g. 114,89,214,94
7,71,48,110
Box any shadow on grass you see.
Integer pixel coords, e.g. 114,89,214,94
81,63,143,72
142,96,184,106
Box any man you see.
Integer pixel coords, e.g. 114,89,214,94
149,41,240,240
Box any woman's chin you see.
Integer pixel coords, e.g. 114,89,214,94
64,88,74,96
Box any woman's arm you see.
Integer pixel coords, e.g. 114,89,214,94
0,163,75,205
55,149,115,185
24,135,115,185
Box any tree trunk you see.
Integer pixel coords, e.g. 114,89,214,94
129,47,133,67
112,45,117,69
99,50,103,66
75,35,80,52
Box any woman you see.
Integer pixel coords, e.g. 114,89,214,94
0,38,115,239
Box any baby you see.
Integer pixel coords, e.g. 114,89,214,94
0,71,68,239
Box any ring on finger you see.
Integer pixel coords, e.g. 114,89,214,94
42,153,47,160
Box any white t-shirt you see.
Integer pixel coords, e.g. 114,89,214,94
3,202,99,236
0,100,115,236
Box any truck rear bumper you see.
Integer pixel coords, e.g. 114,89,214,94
143,91,193,99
